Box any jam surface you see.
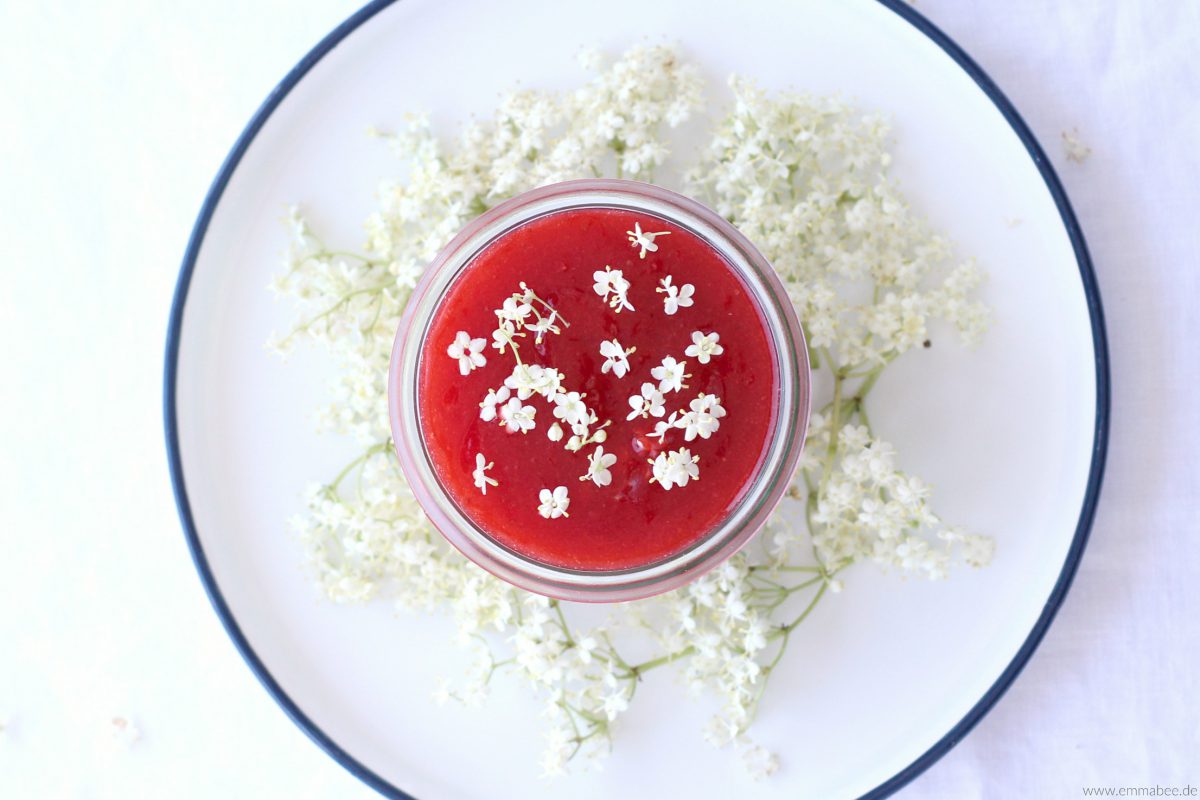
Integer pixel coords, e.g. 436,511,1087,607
417,207,777,571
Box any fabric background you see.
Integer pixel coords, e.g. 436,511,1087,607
1,1,1195,797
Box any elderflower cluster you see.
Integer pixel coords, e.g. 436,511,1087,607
271,45,994,781
686,77,988,370
799,418,996,579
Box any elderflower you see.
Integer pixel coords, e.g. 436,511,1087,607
649,411,678,442
580,446,617,487
592,266,634,312
650,356,689,393
649,447,700,490
599,339,635,377
552,391,590,428
472,454,498,495
537,486,571,519
685,331,724,364
479,386,511,422
675,393,726,441
626,382,666,420
499,397,537,433
446,331,487,376
626,221,671,258
657,275,695,315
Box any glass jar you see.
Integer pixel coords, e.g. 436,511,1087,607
389,179,810,602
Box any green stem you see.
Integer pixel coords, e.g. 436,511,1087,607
779,581,829,635
328,440,391,493
626,646,696,676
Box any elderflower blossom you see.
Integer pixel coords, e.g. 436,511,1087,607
552,391,590,428
626,382,666,420
479,386,511,422
271,45,993,782
627,222,671,258
650,447,701,490
650,356,690,393
446,331,487,375
472,454,498,495
675,393,726,441
599,339,635,377
593,266,634,312
685,331,724,364
649,411,678,442
537,486,571,519
499,397,537,433
580,446,617,487
657,275,695,315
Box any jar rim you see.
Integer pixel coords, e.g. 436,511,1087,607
389,179,810,602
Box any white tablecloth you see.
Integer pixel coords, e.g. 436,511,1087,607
2,1,1195,796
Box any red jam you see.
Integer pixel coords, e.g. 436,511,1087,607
418,208,777,571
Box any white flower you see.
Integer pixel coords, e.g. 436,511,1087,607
649,411,678,442
626,382,666,420
496,295,533,323
684,330,724,364
675,393,726,441
580,446,617,487
505,364,561,400
472,454,498,495
592,266,634,312
599,339,634,378
650,356,689,393
649,447,700,489
446,331,487,375
537,486,570,519
741,743,780,781
479,386,511,422
529,310,560,342
601,687,630,720
657,275,695,315
626,221,671,259
552,391,590,428
499,397,537,433
491,320,520,354
547,421,564,442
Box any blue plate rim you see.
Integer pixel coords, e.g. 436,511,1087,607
162,1,1110,798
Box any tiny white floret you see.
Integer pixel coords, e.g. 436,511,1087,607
649,447,700,490
479,386,511,422
675,393,726,441
651,356,690,393
580,446,618,487
657,275,695,315
447,331,487,375
684,330,724,364
553,391,590,428
627,221,672,259
472,454,498,494
593,266,634,312
626,382,666,421
649,411,678,442
538,486,571,519
599,339,635,378
499,397,537,433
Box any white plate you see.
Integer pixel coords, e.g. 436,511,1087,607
165,1,1109,797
